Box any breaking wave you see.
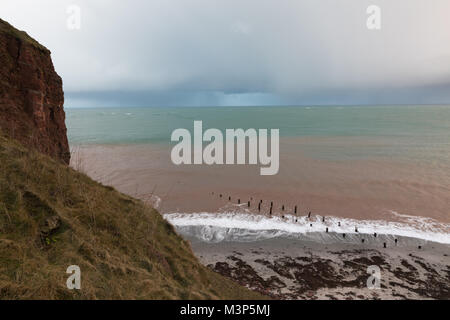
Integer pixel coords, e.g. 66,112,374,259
163,212,450,245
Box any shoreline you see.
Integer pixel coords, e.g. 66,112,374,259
164,212,450,245
166,211,449,299
187,236,449,300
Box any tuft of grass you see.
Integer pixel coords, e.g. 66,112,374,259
0,135,266,300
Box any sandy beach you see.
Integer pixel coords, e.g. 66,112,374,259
188,235,449,300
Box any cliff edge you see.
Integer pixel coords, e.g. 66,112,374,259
0,19,69,164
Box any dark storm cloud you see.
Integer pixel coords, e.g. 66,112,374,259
2,0,450,106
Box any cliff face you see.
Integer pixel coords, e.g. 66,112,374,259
0,19,69,164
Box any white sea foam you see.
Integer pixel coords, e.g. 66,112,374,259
163,212,450,244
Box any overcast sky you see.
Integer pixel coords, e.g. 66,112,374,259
2,0,450,107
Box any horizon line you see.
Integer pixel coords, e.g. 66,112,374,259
65,103,450,109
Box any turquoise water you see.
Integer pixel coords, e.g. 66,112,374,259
67,105,450,142
66,105,450,162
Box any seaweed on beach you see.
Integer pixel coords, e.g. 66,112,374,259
208,249,450,300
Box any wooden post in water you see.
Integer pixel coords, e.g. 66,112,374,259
238,199,241,204
248,201,250,208
282,205,285,211
258,202,261,212
326,227,329,233
294,206,297,214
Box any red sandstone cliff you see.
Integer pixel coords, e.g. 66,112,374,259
0,19,70,164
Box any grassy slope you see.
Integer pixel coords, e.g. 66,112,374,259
0,135,265,300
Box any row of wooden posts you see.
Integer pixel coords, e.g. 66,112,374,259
217,192,305,216
212,192,423,250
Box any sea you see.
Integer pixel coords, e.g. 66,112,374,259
66,105,450,245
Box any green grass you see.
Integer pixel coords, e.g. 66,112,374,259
0,135,266,300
